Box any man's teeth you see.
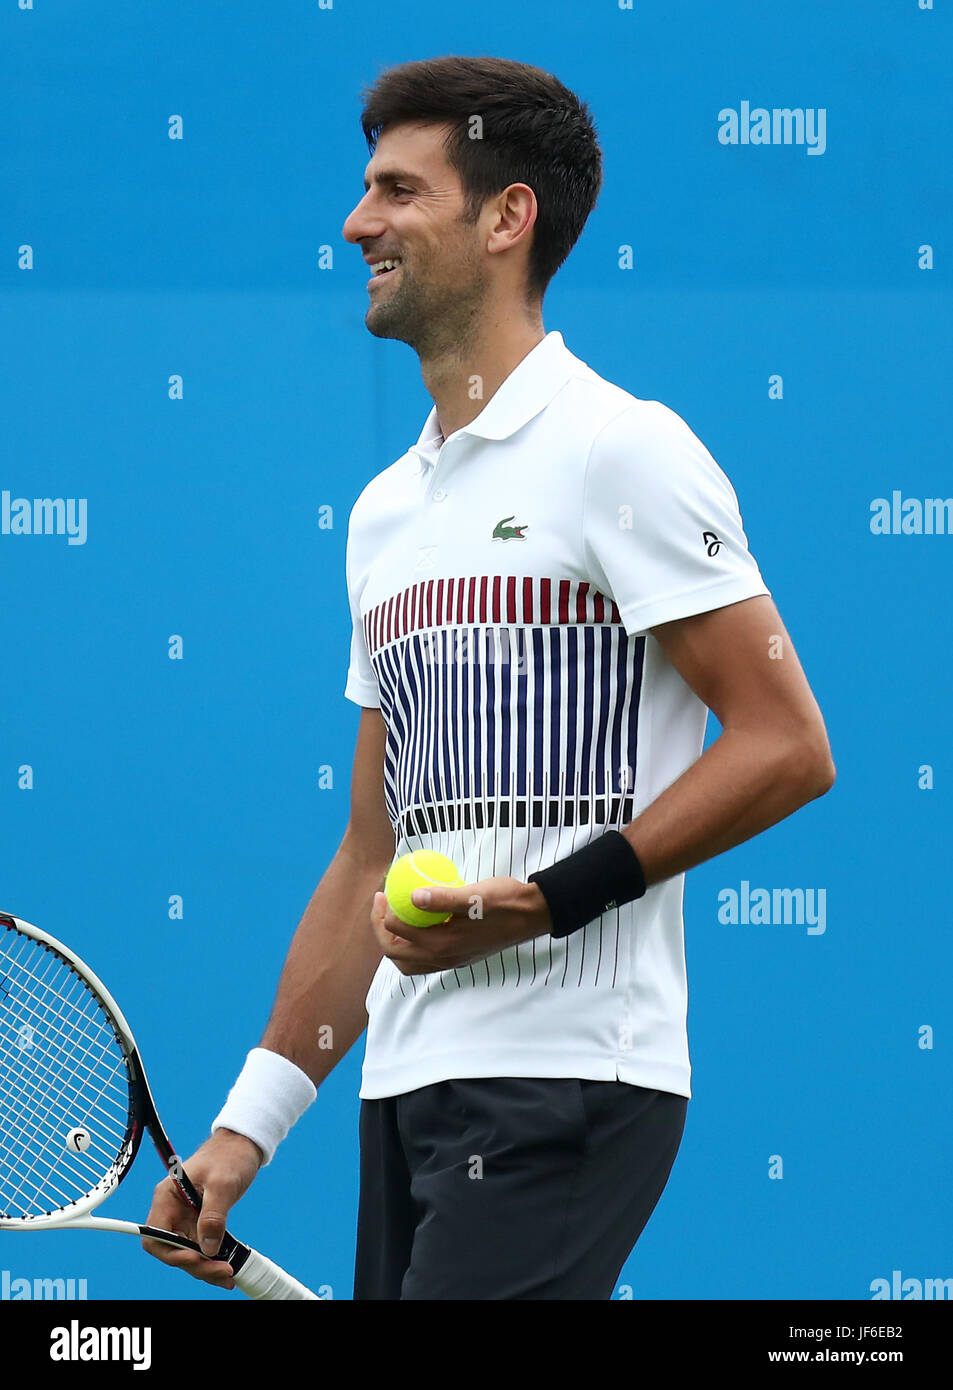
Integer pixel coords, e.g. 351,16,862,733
371,258,402,275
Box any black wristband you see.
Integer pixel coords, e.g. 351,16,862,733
528,831,647,939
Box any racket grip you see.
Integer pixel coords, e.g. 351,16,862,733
233,1246,320,1301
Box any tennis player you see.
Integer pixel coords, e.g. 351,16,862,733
143,56,835,1300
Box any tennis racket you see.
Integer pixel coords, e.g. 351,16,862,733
0,910,318,1300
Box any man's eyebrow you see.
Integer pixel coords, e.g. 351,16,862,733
362,168,420,192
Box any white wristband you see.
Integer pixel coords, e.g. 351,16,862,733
211,1048,317,1166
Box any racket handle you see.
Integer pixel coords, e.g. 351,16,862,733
233,1246,320,1301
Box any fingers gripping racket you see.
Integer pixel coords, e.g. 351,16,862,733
0,912,317,1300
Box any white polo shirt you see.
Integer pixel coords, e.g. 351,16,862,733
344,330,770,1101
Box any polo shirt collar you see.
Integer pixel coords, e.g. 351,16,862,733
409,330,574,464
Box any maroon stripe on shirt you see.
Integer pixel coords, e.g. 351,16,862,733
362,575,622,656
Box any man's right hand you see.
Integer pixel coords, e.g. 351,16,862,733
140,1129,263,1290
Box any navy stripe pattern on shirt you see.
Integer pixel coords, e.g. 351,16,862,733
363,574,646,995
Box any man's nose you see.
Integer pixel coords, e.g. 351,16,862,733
342,194,384,246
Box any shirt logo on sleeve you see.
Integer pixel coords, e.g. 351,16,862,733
492,515,529,541
702,530,723,556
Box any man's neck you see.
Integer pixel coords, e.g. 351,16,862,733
421,317,546,443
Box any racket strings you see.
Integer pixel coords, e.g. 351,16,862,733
0,941,129,1199
0,956,124,1215
0,993,127,1208
0,948,129,1138
0,938,126,1123
0,945,128,1214
0,926,133,1219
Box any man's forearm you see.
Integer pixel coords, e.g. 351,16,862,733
259,839,390,1086
621,728,834,888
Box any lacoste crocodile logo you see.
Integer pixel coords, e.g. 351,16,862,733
492,515,529,541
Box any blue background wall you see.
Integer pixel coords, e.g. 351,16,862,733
2,0,950,1301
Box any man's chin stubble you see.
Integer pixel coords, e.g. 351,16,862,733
365,279,488,359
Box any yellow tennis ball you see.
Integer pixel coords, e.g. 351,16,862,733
384,851,465,928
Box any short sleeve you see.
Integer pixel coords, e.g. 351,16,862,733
343,511,381,709
583,401,770,636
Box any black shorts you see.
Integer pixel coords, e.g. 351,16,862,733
353,1075,688,1300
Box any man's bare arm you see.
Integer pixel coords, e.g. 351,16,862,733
259,704,394,1080
621,594,835,885
258,840,388,1083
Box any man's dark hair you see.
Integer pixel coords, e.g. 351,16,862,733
359,55,603,303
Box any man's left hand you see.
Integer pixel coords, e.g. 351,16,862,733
370,876,552,976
